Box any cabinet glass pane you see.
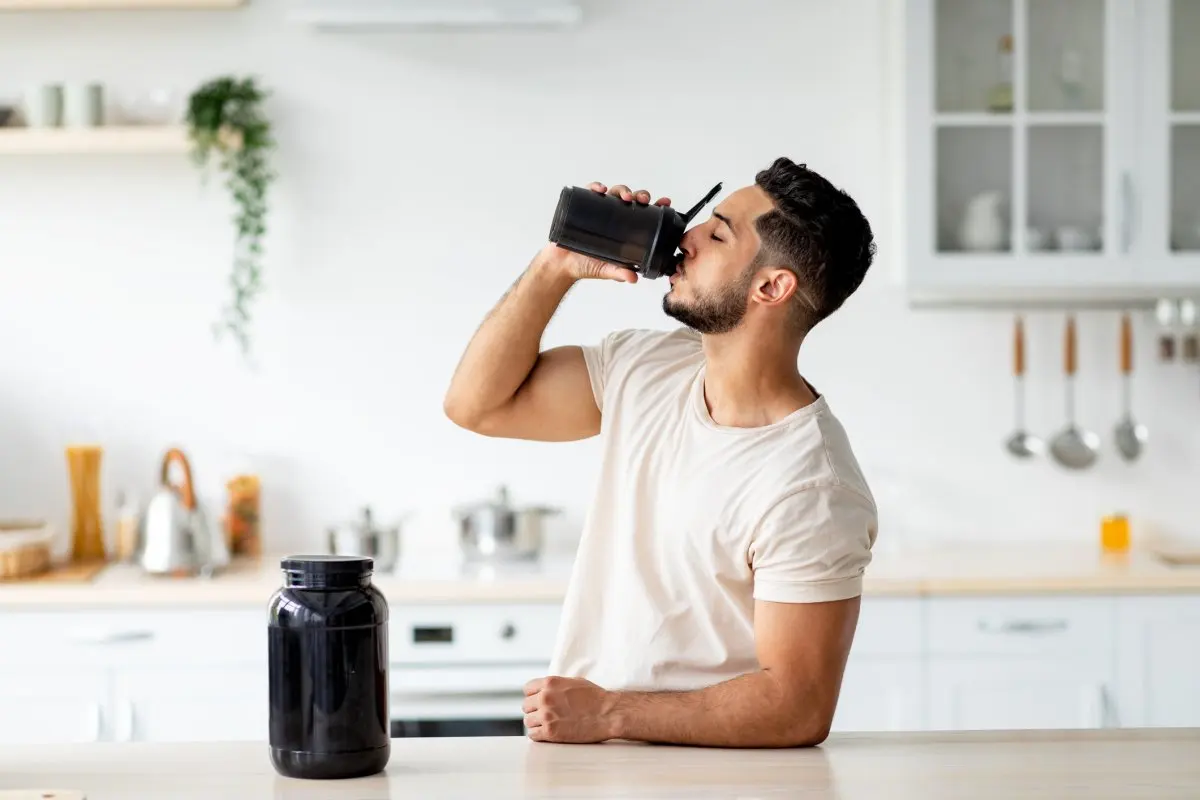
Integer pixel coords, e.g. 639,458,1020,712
1027,0,1105,112
936,0,1014,113
1172,0,1200,112
1027,125,1104,252
1170,126,1200,252
937,126,1012,252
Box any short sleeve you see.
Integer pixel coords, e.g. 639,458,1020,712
579,329,651,412
749,484,877,604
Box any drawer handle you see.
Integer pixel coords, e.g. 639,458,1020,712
69,629,155,645
977,618,1068,635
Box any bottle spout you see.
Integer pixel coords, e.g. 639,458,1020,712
682,182,723,224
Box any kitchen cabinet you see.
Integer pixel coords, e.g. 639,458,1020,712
3,592,1200,742
113,666,267,742
924,595,1119,731
1115,595,1200,727
929,660,1118,730
903,0,1200,305
0,668,109,744
834,659,925,732
831,598,925,732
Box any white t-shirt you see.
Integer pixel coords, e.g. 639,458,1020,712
547,326,878,692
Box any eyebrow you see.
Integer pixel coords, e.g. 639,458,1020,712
713,211,736,237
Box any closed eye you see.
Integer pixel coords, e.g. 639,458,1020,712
710,233,723,242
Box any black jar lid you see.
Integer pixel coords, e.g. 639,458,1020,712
281,555,373,576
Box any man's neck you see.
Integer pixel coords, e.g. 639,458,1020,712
700,329,815,428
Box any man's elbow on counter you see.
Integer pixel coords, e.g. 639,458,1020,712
774,705,833,748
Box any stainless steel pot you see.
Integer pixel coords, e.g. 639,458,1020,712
327,507,403,572
453,485,560,562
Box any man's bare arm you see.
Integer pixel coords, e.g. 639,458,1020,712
524,596,860,747
443,183,665,442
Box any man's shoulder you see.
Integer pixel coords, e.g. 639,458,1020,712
601,326,701,358
760,401,876,512
593,326,703,376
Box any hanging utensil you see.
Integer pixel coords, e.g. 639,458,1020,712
1005,315,1042,459
1114,312,1148,462
1049,315,1100,470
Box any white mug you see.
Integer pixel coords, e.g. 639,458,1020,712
64,83,104,127
22,84,62,128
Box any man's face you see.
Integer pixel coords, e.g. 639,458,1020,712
662,185,777,334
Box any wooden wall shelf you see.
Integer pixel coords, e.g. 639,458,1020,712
0,0,242,9
0,126,191,155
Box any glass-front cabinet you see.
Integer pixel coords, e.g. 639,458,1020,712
904,0,1199,304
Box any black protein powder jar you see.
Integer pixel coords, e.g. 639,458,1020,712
268,555,390,779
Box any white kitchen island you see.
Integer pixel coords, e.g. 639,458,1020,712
2,729,1198,799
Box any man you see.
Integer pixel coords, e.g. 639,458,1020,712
443,157,878,748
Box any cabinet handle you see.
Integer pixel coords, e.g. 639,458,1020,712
1121,172,1137,253
69,629,155,645
977,618,1068,635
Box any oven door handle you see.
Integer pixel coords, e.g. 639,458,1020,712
391,690,524,701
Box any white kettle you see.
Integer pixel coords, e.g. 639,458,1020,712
138,447,230,577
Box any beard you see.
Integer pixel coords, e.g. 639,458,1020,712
661,268,755,335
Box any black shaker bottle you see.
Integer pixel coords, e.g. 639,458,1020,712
268,555,390,780
548,181,722,278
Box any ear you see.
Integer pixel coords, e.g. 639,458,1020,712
750,267,798,309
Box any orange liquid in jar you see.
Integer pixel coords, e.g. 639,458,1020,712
1101,514,1131,553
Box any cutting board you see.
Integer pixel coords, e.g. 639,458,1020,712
0,792,86,800
0,560,106,584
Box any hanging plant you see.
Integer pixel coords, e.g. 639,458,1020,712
186,76,275,356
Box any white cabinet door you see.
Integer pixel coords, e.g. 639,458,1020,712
0,669,110,744
1133,0,1200,287
1116,595,1200,728
929,659,1117,731
903,0,1148,305
113,665,268,742
833,658,925,732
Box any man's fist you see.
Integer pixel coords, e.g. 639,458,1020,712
522,675,617,744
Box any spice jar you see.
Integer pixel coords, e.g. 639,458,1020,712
267,555,390,780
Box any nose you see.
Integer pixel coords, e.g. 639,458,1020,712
679,227,698,259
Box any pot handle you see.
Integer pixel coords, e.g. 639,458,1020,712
161,447,196,511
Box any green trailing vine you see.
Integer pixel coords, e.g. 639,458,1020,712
186,76,275,356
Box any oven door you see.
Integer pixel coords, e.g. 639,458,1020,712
389,664,532,738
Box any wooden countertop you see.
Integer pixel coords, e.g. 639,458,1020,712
2,730,1198,799
0,542,1198,608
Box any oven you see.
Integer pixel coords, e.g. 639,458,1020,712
385,605,559,738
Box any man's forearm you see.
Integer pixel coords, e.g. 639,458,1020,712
444,253,575,423
605,670,830,748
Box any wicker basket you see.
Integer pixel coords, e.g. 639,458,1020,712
0,520,53,580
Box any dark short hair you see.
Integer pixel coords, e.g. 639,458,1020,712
752,157,876,330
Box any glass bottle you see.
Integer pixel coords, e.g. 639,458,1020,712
988,34,1014,112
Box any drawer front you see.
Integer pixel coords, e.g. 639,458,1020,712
852,598,924,657
0,609,265,668
928,597,1115,657
388,603,561,665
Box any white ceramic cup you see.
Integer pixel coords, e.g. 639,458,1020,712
22,84,63,127
64,83,104,127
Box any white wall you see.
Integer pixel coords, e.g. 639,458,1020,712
2,0,1197,563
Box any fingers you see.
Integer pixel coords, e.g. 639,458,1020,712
588,182,657,205
524,677,546,696
522,695,538,714
603,265,638,284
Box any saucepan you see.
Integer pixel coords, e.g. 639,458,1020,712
453,485,560,562
327,506,406,572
